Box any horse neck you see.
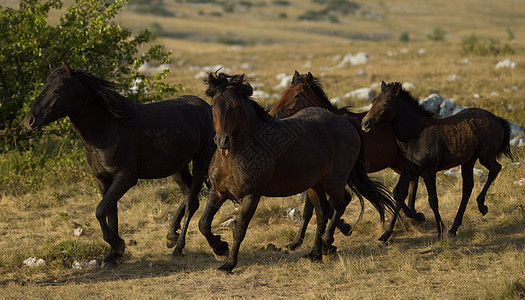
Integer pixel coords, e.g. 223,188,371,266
390,97,429,143
231,101,270,154
68,95,122,148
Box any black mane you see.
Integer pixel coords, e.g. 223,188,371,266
50,67,135,119
205,72,272,122
293,73,352,114
382,82,434,117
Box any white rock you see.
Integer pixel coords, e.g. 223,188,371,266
510,137,525,147
286,208,300,221
461,58,471,64
23,257,46,267
514,178,525,186
220,218,236,228
72,261,85,269
330,97,343,105
418,48,427,54
302,60,313,69
444,168,460,178
439,99,457,117
350,52,370,65
452,106,469,115
138,62,152,73
275,73,289,81
88,259,99,266
240,63,254,70
509,123,524,138
419,94,445,114
496,59,517,69
252,90,270,100
447,74,458,82
273,75,293,91
358,70,367,76
74,227,84,237
344,88,375,101
400,48,409,54
194,71,207,79
490,92,500,97
473,168,486,181
155,63,172,73
402,82,416,91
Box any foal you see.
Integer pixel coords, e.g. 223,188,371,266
362,81,512,241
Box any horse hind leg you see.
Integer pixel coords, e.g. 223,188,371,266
172,155,211,256
476,157,502,216
448,158,476,237
322,188,348,262
166,166,192,249
304,187,329,261
421,171,446,239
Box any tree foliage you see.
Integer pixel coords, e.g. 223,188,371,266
0,0,182,150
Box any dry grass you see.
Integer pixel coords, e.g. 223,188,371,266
2,0,525,298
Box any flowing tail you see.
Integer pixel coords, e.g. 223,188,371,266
497,117,513,160
345,117,396,224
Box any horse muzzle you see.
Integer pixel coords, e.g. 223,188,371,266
361,118,375,133
214,135,231,156
24,113,42,131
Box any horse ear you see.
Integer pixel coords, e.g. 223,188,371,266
48,63,54,71
305,72,314,86
381,81,387,92
293,70,300,81
63,63,72,77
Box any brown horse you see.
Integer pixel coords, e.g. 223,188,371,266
269,71,422,249
24,65,216,268
199,72,395,272
362,81,512,241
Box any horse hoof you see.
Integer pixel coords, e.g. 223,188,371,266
447,230,457,238
284,242,301,251
171,248,183,257
415,212,426,222
213,244,229,262
479,205,488,216
322,253,336,263
339,224,353,236
115,238,126,256
166,232,180,249
303,251,322,262
217,263,234,273
101,260,118,270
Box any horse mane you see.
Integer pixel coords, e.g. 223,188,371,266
50,67,135,119
382,82,434,117
205,72,273,122
291,73,341,114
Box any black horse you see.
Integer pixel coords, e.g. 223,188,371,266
24,65,216,269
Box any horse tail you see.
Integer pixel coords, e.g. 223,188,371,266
345,117,396,224
497,117,513,160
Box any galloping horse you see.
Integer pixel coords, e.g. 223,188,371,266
199,72,395,272
361,81,512,241
269,72,422,250
25,65,216,268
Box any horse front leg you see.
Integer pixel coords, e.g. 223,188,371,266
322,187,348,262
421,170,445,239
476,157,502,216
198,187,228,261
95,173,136,269
167,166,192,249
448,158,476,237
218,194,261,272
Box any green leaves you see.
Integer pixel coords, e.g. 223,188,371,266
0,0,182,149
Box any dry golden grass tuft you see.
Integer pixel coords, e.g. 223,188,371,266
2,0,525,298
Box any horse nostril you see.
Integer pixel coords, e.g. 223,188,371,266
28,116,35,126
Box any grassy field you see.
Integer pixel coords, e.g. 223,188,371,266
1,0,525,298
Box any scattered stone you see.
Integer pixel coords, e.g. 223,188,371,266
402,82,416,91
74,227,84,237
419,94,445,114
358,70,367,77
285,208,300,221
337,52,369,67
495,59,517,69
344,88,375,101
447,74,458,82
273,75,293,91
253,90,271,100
510,137,525,147
23,257,45,267
418,48,427,54
509,123,524,138
220,218,236,228
439,99,457,117
514,178,525,186
330,97,343,105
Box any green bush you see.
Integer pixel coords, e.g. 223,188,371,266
399,32,410,42
0,0,182,150
461,33,515,56
427,27,446,41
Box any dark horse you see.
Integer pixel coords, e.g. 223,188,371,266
24,65,216,268
361,81,512,241
199,72,395,272
269,71,422,250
